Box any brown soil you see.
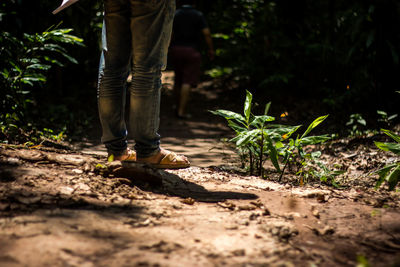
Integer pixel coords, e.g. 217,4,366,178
1,72,400,267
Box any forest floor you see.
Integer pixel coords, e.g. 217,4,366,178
1,72,400,267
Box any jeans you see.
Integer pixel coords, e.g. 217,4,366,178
97,0,175,158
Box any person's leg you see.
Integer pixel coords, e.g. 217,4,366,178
127,0,189,167
177,83,191,118
98,0,132,158
177,47,201,118
170,47,183,111
128,0,175,158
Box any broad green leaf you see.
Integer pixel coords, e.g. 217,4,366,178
357,118,366,126
27,64,51,71
244,90,252,122
210,109,245,121
275,141,284,149
44,56,63,67
59,51,79,64
43,43,66,52
227,120,246,132
17,90,31,95
250,115,275,128
377,110,387,116
62,34,84,45
264,101,271,115
300,135,331,146
265,135,280,172
381,129,400,143
375,164,397,189
21,76,46,84
21,58,40,64
20,79,33,86
289,139,295,146
311,151,322,159
9,61,22,73
210,109,246,124
232,129,258,147
387,165,400,191
266,125,301,139
301,115,329,138
284,125,302,139
374,141,400,155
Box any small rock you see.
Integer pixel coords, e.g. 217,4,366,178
231,249,246,257
262,208,271,216
317,194,326,203
16,196,41,205
139,240,183,253
261,221,299,241
249,212,260,220
284,212,302,220
72,169,83,174
238,219,249,226
137,218,152,227
76,183,90,191
60,186,74,195
283,213,294,220
311,225,335,236
239,205,256,211
7,157,20,165
217,201,236,210
225,225,239,230
250,201,264,208
181,198,195,205
311,205,320,219
254,234,263,239
312,209,320,219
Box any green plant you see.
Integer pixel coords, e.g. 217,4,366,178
374,129,400,191
211,90,336,185
305,154,344,187
346,113,367,136
275,115,333,183
0,24,84,142
356,255,370,267
210,90,280,175
377,110,398,128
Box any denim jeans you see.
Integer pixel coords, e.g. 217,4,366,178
97,0,175,158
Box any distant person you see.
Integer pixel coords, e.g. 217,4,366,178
169,0,214,119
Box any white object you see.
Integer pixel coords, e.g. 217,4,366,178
52,0,80,14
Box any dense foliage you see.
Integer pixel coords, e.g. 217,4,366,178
206,0,400,123
0,0,102,143
0,0,399,143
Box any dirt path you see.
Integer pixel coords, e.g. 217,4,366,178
1,147,400,267
1,73,400,267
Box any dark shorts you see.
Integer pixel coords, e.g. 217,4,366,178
169,46,201,87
